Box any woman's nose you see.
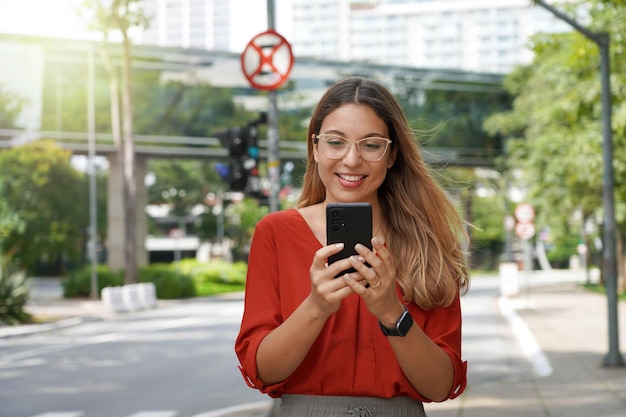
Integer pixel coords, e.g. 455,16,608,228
342,142,362,165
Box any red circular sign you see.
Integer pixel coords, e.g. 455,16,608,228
514,203,535,223
241,30,294,90
515,222,536,240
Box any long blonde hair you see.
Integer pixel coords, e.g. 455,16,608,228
298,77,470,309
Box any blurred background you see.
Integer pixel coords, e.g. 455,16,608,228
0,0,623,301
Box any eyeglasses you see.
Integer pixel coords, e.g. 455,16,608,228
313,134,392,162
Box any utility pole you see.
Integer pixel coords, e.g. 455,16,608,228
534,0,623,367
266,0,280,212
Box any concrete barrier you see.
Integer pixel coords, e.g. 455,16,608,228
101,282,157,313
499,262,520,296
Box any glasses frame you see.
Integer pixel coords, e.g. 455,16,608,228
313,134,392,162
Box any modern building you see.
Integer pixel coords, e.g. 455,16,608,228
138,0,268,52
137,0,574,74
285,0,576,73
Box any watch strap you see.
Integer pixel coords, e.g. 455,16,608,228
379,306,413,337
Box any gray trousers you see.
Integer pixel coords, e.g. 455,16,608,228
278,394,427,417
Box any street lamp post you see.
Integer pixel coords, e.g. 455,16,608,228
534,0,623,367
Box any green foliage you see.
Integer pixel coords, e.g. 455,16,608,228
224,198,269,261
484,0,626,267
177,258,247,296
0,267,31,325
63,265,124,298
147,159,224,217
546,234,580,268
470,195,507,269
0,177,25,258
396,85,511,159
177,258,247,285
63,263,196,299
0,141,88,273
138,264,196,299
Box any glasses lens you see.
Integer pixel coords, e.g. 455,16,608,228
357,138,388,161
317,135,389,161
319,135,348,159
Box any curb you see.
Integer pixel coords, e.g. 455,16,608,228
498,296,553,378
0,316,101,339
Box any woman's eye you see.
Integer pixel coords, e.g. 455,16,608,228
327,138,347,147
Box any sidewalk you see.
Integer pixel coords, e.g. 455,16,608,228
425,273,626,417
4,273,626,416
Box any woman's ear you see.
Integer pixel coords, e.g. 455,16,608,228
313,138,319,163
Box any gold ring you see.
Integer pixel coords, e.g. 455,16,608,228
370,279,381,289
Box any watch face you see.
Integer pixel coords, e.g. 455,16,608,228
379,309,413,336
397,310,413,336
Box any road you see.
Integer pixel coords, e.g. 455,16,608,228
0,271,586,417
0,296,267,417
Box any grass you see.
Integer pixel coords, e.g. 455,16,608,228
195,281,245,296
582,283,626,301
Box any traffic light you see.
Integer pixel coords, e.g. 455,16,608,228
213,115,265,193
229,160,248,191
214,127,248,158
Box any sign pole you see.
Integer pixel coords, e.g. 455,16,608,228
267,0,280,212
241,4,293,213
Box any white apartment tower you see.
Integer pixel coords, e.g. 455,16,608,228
139,0,267,52
287,0,573,73
138,0,572,74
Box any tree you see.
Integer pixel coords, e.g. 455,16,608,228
81,0,149,284
223,198,269,261
484,0,626,282
0,141,87,273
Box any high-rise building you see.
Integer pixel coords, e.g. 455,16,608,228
137,0,573,74
138,0,267,52
284,0,573,73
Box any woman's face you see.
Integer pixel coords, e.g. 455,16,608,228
314,103,395,205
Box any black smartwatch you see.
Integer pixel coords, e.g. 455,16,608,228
379,306,413,337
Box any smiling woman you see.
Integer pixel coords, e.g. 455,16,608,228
0,0,91,40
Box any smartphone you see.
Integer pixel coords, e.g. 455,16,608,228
326,202,372,276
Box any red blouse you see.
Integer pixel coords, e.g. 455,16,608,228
235,209,467,401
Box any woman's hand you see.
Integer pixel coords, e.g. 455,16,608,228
307,243,366,319
344,237,405,323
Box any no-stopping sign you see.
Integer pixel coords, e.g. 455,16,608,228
241,30,294,90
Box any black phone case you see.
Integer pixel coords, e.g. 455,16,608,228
326,202,372,276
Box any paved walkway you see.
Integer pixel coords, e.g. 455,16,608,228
424,277,626,417
3,272,626,416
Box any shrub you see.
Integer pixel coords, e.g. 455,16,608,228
187,260,247,285
62,260,244,300
0,267,31,325
63,265,124,298
63,264,196,300
139,264,196,299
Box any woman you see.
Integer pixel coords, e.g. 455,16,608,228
235,77,470,416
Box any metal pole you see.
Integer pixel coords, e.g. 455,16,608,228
598,37,623,367
87,46,99,300
533,0,623,366
267,0,280,212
